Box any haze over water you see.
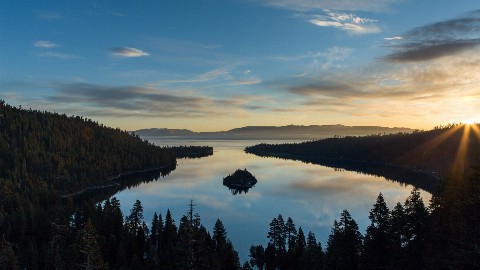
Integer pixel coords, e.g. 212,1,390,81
114,139,431,261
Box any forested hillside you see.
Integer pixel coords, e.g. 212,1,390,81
246,124,480,181
0,100,177,267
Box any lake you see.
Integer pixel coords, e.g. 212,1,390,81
113,139,431,262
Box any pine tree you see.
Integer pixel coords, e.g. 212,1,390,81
295,227,306,258
71,219,107,270
284,217,298,269
249,245,265,270
149,212,160,266
325,210,362,270
403,189,427,270
212,219,240,270
213,219,227,252
285,217,297,252
176,215,192,269
161,209,177,270
300,231,323,270
126,200,144,235
267,215,286,254
390,202,407,269
363,193,392,270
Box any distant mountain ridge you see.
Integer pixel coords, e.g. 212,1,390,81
133,125,416,140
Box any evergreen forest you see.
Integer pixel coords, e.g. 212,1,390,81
246,124,480,192
0,101,208,268
1,101,479,269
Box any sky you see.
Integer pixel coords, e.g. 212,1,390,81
1,0,479,131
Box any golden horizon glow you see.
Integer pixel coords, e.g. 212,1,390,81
453,124,471,178
464,118,479,125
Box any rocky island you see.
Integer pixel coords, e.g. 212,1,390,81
223,169,258,195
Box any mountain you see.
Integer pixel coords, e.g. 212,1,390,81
133,125,416,140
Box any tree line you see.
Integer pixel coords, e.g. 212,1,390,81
1,197,240,269
3,168,478,269
170,146,213,159
0,100,209,268
245,124,480,182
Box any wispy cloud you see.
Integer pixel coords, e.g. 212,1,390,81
384,36,403,41
386,41,480,62
275,47,352,62
308,11,380,34
285,48,480,119
228,78,262,86
384,10,480,62
283,11,480,120
38,52,79,59
159,67,231,84
48,83,216,118
274,47,353,76
42,82,259,119
111,47,150,57
33,40,58,48
258,0,401,12
195,68,230,82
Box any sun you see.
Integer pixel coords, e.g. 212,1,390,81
464,118,478,125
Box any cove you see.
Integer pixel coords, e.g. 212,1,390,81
112,139,431,261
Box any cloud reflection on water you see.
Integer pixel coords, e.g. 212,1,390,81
114,139,431,262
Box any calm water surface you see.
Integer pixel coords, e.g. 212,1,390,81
114,139,431,262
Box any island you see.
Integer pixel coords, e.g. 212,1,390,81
223,169,258,195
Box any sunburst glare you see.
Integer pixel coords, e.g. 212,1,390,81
464,118,479,125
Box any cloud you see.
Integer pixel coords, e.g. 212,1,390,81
43,82,257,119
38,52,79,59
229,78,261,86
275,47,352,62
285,47,480,120
50,83,210,117
386,40,480,62
384,36,403,40
274,47,353,76
33,41,58,48
111,47,150,57
308,11,380,34
159,67,231,84
195,68,229,81
384,11,480,62
258,0,401,12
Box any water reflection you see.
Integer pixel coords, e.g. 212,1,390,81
225,186,255,195
112,139,432,262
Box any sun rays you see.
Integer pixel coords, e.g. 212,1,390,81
453,123,480,178
453,124,471,178
397,124,463,164
397,123,480,178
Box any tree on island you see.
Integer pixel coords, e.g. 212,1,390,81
223,169,258,195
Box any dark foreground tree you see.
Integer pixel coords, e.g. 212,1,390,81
363,193,392,270
69,219,107,270
325,210,363,270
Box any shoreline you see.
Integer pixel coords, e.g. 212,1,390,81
60,163,176,198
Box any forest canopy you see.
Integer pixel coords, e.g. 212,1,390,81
0,100,210,268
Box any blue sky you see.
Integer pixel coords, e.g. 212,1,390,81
1,0,479,131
